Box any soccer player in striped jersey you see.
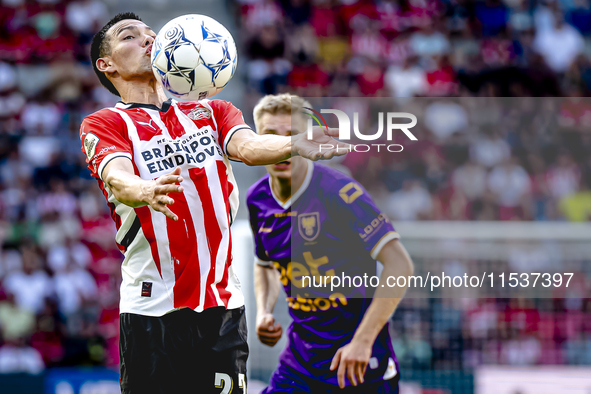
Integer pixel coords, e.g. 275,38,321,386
247,94,414,393
82,13,348,394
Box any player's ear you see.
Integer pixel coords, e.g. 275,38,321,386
96,57,116,74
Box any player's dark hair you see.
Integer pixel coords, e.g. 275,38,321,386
91,12,143,97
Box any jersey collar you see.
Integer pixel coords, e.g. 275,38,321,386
115,99,173,112
269,160,314,210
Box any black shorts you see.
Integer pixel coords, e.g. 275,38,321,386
119,306,248,394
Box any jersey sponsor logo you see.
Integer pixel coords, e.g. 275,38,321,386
286,294,347,312
188,106,212,121
83,132,100,160
80,126,87,141
94,145,116,159
139,128,223,174
90,145,117,167
339,182,363,204
136,119,157,131
359,213,389,241
298,212,320,241
272,258,346,312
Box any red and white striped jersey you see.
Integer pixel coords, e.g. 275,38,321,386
80,99,250,316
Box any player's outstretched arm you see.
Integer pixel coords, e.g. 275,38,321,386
227,127,351,166
254,261,283,347
102,158,184,221
330,239,414,388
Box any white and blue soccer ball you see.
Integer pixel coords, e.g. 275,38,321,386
151,14,238,100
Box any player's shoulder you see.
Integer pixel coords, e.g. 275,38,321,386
176,99,240,118
313,162,361,192
82,107,125,126
312,163,372,207
175,99,202,109
246,174,271,205
193,98,236,111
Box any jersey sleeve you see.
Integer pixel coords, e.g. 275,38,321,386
207,99,252,157
247,199,272,266
331,179,399,260
80,111,133,181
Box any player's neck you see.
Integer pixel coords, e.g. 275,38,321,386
118,79,169,108
270,176,292,203
270,161,308,203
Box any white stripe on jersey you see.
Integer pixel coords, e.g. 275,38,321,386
143,107,218,311
225,265,242,310
108,107,137,136
224,155,240,225
148,104,241,311
141,108,191,307
149,202,176,301
142,108,168,140
173,166,212,312
111,189,134,245
172,105,226,308
204,146,228,307
108,107,178,314
106,176,176,315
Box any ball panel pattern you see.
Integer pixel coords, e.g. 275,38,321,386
151,14,237,100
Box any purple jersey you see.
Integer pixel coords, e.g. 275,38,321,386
247,162,400,387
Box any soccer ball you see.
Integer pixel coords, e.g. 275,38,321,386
151,14,238,100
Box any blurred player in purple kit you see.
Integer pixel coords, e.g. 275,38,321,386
247,94,414,393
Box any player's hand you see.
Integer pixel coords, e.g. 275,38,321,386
142,166,184,221
329,340,372,388
256,313,283,347
292,126,353,161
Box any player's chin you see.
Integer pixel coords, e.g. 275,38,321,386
269,169,291,179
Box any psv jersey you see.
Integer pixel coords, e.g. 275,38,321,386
80,99,249,316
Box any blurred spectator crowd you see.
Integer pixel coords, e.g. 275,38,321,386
0,0,590,378
392,297,591,370
233,0,591,99
339,96,591,222
0,0,121,374
233,0,591,222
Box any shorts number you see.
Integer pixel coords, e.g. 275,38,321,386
238,374,246,392
214,373,246,394
215,373,232,394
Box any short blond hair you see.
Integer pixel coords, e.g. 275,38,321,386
253,93,312,131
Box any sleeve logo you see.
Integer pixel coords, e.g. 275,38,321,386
83,133,100,160
339,182,363,204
